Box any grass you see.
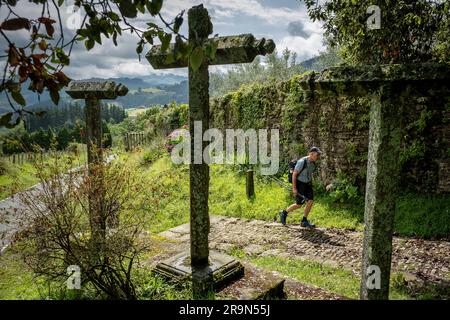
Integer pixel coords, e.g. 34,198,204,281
229,251,425,300
395,193,450,238
0,249,41,299
1,149,448,300
0,148,88,201
0,161,39,200
132,152,448,238
0,234,192,300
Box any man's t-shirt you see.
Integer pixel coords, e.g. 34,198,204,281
294,156,316,183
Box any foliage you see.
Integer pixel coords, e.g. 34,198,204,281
0,0,217,128
13,152,151,299
302,0,450,65
142,135,166,164
327,170,361,204
210,48,306,98
26,102,127,132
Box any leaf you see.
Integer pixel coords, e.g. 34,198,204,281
173,15,183,33
113,32,118,46
18,65,28,82
158,32,172,52
7,46,21,66
49,89,60,105
146,0,163,16
107,11,121,22
143,31,154,44
190,46,204,71
39,39,47,50
85,38,95,50
136,1,145,14
0,18,30,31
136,42,143,55
119,0,138,18
45,22,55,37
54,71,71,85
0,113,13,126
11,90,26,106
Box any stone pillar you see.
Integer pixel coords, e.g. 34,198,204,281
360,83,402,300
188,5,213,299
85,97,103,167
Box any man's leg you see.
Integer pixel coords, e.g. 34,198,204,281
286,203,301,213
303,200,314,218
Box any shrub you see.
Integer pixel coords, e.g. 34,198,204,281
328,171,361,204
15,152,150,299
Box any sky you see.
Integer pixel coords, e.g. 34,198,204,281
0,0,325,79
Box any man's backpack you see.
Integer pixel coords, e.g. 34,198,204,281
288,157,308,183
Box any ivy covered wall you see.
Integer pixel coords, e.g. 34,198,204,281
209,63,450,194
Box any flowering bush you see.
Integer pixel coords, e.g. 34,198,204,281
165,125,189,154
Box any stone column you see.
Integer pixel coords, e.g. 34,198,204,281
188,5,213,299
360,82,402,300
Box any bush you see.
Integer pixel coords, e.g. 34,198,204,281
15,153,150,299
328,171,361,204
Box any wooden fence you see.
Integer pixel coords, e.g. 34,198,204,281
124,132,147,151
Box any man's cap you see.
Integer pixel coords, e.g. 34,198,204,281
309,146,322,154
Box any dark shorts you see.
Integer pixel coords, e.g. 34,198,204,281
296,181,314,204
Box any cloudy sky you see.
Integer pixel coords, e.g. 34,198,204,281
1,0,325,79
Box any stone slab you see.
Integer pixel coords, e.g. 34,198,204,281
152,250,244,290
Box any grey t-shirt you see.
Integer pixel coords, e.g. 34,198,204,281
294,156,316,183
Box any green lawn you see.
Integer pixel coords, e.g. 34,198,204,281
229,252,416,300
0,149,88,200
0,161,39,200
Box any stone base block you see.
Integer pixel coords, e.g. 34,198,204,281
152,250,244,290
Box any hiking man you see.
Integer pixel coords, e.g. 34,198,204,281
279,146,322,227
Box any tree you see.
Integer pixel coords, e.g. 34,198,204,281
302,0,449,64
56,126,70,150
209,48,306,97
0,0,216,129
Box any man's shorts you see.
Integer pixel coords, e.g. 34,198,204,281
296,181,314,204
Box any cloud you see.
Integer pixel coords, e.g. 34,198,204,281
287,21,311,38
277,34,325,61
1,0,325,79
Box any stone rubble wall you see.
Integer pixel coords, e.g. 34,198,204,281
209,64,450,194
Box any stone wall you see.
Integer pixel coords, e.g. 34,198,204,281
209,63,450,194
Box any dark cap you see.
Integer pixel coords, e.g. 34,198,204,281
309,146,322,154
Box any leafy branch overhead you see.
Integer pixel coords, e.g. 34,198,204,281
0,0,193,128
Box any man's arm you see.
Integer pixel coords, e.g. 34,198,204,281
292,169,299,195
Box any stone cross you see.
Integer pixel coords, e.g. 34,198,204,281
302,64,450,299
66,81,128,248
146,4,275,297
66,81,128,166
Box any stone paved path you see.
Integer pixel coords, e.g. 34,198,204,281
160,216,450,285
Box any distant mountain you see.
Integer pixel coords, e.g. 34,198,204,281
0,73,188,114
299,56,320,70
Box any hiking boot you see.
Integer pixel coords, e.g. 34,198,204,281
301,219,315,228
279,210,288,225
